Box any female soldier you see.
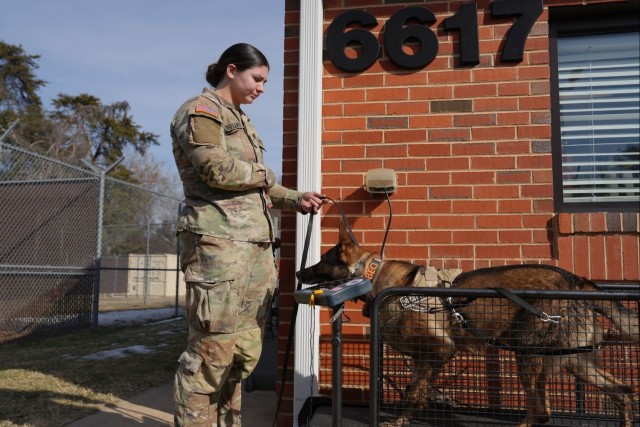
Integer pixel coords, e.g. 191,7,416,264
171,43,326,426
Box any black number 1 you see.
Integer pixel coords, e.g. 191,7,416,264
443,2,480,66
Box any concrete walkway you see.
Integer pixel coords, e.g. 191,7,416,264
65,381,278,426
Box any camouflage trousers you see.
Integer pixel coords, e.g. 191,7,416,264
174,231,277,427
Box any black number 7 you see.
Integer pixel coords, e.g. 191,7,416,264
492,0,543,62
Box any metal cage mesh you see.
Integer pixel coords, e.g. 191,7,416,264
372,288,640,426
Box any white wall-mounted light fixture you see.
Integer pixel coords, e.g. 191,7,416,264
365,168,397,194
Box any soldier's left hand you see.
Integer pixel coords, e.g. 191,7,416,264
300,191,328,214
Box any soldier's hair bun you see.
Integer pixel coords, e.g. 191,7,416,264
205,43,269,88
206,63,223,87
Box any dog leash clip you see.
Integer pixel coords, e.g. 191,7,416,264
453,312,465,324
445,297,466,325
541,312,562,324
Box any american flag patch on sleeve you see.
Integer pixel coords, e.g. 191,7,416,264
194,105,219,118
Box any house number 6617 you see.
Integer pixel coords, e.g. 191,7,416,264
326,0,543,73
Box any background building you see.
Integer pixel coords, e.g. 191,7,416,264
275,1,639,425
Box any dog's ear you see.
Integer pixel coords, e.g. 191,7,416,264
339,218,361,248
338,219,352,244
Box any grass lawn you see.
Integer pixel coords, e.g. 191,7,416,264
0,316,187,427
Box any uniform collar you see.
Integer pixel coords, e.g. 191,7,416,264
202,88,243,115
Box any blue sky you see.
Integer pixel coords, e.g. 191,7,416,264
1,0,286,179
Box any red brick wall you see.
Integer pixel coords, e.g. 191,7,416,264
277,0,639,423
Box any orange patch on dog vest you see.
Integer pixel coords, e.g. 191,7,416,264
364,259,382,281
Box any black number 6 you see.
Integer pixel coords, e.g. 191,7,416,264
384,7,438,69
326,10,380,73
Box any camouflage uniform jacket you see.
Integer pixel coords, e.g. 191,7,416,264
171,88,303,242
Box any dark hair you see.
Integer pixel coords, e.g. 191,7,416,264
206,43,270,87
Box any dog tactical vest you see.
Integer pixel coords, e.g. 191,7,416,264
413,266,462,288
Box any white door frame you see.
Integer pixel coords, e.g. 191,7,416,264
293,0,324,424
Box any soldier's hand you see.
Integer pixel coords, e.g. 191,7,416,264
300,191,328,214
263,166,276,189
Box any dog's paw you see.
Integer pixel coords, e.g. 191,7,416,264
428,389,461,409
381,416,411,427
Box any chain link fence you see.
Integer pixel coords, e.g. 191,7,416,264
0,135,184,343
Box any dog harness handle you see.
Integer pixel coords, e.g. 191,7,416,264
492,287,562,324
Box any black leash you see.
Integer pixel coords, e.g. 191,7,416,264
271,211,315,427
270,196,361,427
327,195,360,247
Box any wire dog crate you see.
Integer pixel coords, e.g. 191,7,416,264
370,287,640,426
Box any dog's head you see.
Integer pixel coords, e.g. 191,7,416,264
296,221,378,317
296,220,369,285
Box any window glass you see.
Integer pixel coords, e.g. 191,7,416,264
557,31,639,205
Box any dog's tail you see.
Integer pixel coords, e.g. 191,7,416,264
578,277,640,344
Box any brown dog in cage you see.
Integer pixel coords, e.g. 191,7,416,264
296,222,640,427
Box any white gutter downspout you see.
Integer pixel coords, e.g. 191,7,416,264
293,0,323,424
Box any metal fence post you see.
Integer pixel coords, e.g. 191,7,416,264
83,157,124,326
174,203,183,318
144,218,151,306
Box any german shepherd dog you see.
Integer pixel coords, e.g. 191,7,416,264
296,222,640,427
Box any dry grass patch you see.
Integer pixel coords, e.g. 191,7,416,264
0,317,187,426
